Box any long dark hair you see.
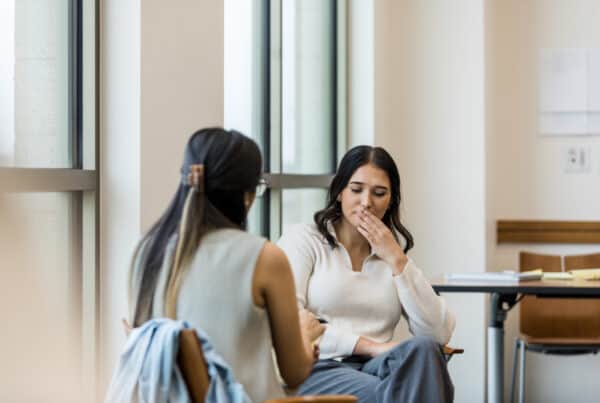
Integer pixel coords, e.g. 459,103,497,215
314,145,414,253
130,128,262,326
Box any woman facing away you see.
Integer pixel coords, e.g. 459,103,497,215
128,128,323,402
277,145,456,403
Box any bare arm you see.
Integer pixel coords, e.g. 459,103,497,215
252,241,324,388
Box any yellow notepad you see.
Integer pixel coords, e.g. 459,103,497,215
570,268,600,280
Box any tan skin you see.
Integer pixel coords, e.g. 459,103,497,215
247,193,325,388
333,163,409,358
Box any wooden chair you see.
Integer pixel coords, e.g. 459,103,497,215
509,252,600,403
177,329,357,403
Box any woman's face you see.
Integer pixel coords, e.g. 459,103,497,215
338,163,392,228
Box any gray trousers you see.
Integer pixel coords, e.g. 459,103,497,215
298,336,454,403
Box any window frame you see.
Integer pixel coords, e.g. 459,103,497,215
262,0,347,240
0,0,99,398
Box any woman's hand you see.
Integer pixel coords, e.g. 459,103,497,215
353,336,399,358
357,208,408,275
122,318,133,336
299,308,325,362
299,308,325,343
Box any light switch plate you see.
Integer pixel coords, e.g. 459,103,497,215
564,145,591,173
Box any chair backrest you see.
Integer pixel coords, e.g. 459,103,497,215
177,329,210,403
519,251,600,339
519,252,562,338
563,253,600,338
176,329,358,403
564,252,600,271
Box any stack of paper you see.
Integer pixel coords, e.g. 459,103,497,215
445,269,543,282
542,268,600,281
542,272,573,280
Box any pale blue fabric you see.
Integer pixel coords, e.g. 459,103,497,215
105,318,251,403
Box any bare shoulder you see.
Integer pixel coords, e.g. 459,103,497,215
252,241,293,307
256,241,290,275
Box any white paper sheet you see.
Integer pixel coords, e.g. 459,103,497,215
539,48,587,113
539,48,600,135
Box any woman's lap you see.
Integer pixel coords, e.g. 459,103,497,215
298,336,453,403
298,359,378,402
361,335,445,377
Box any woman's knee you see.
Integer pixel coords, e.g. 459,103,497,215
404,335,443,358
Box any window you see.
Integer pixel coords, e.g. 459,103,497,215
0,1,98,401
226,0,347,239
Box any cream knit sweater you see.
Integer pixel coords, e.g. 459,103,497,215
278,223,455,359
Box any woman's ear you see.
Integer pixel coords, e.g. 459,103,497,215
244,191,256,212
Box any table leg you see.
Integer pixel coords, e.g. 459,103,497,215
488,293,503,403
488,292,518,403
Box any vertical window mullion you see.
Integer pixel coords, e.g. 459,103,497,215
331,0,338,172
261,0,272,238
69,0,83,169
269,0,283,240
336,0,348,166
82,0,99,399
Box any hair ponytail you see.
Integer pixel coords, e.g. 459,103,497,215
164,165,207,318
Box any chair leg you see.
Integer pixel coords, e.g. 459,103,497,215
518,339,526,403
509,337,520,403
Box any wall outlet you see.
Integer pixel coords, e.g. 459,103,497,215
564,145,591,173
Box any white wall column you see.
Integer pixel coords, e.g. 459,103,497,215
100,0,141,395
372,1,486,401
347,0,374,147
100,0,223,397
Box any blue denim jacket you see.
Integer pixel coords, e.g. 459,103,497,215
105,318,251,403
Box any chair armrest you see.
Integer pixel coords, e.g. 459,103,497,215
265,396,357,403
442,345,464,362
442,345,464,356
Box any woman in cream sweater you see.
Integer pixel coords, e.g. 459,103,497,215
278,145,455,403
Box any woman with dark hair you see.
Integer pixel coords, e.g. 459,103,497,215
278,145,455,403
128,128,323,402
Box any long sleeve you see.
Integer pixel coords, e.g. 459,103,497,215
393,259,455,345
276,224,316,309
277,224,361,358
317,325,360,358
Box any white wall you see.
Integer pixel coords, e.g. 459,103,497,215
140,0,224,231
100,0,223,398
373,1,486,402
486,0,600,401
